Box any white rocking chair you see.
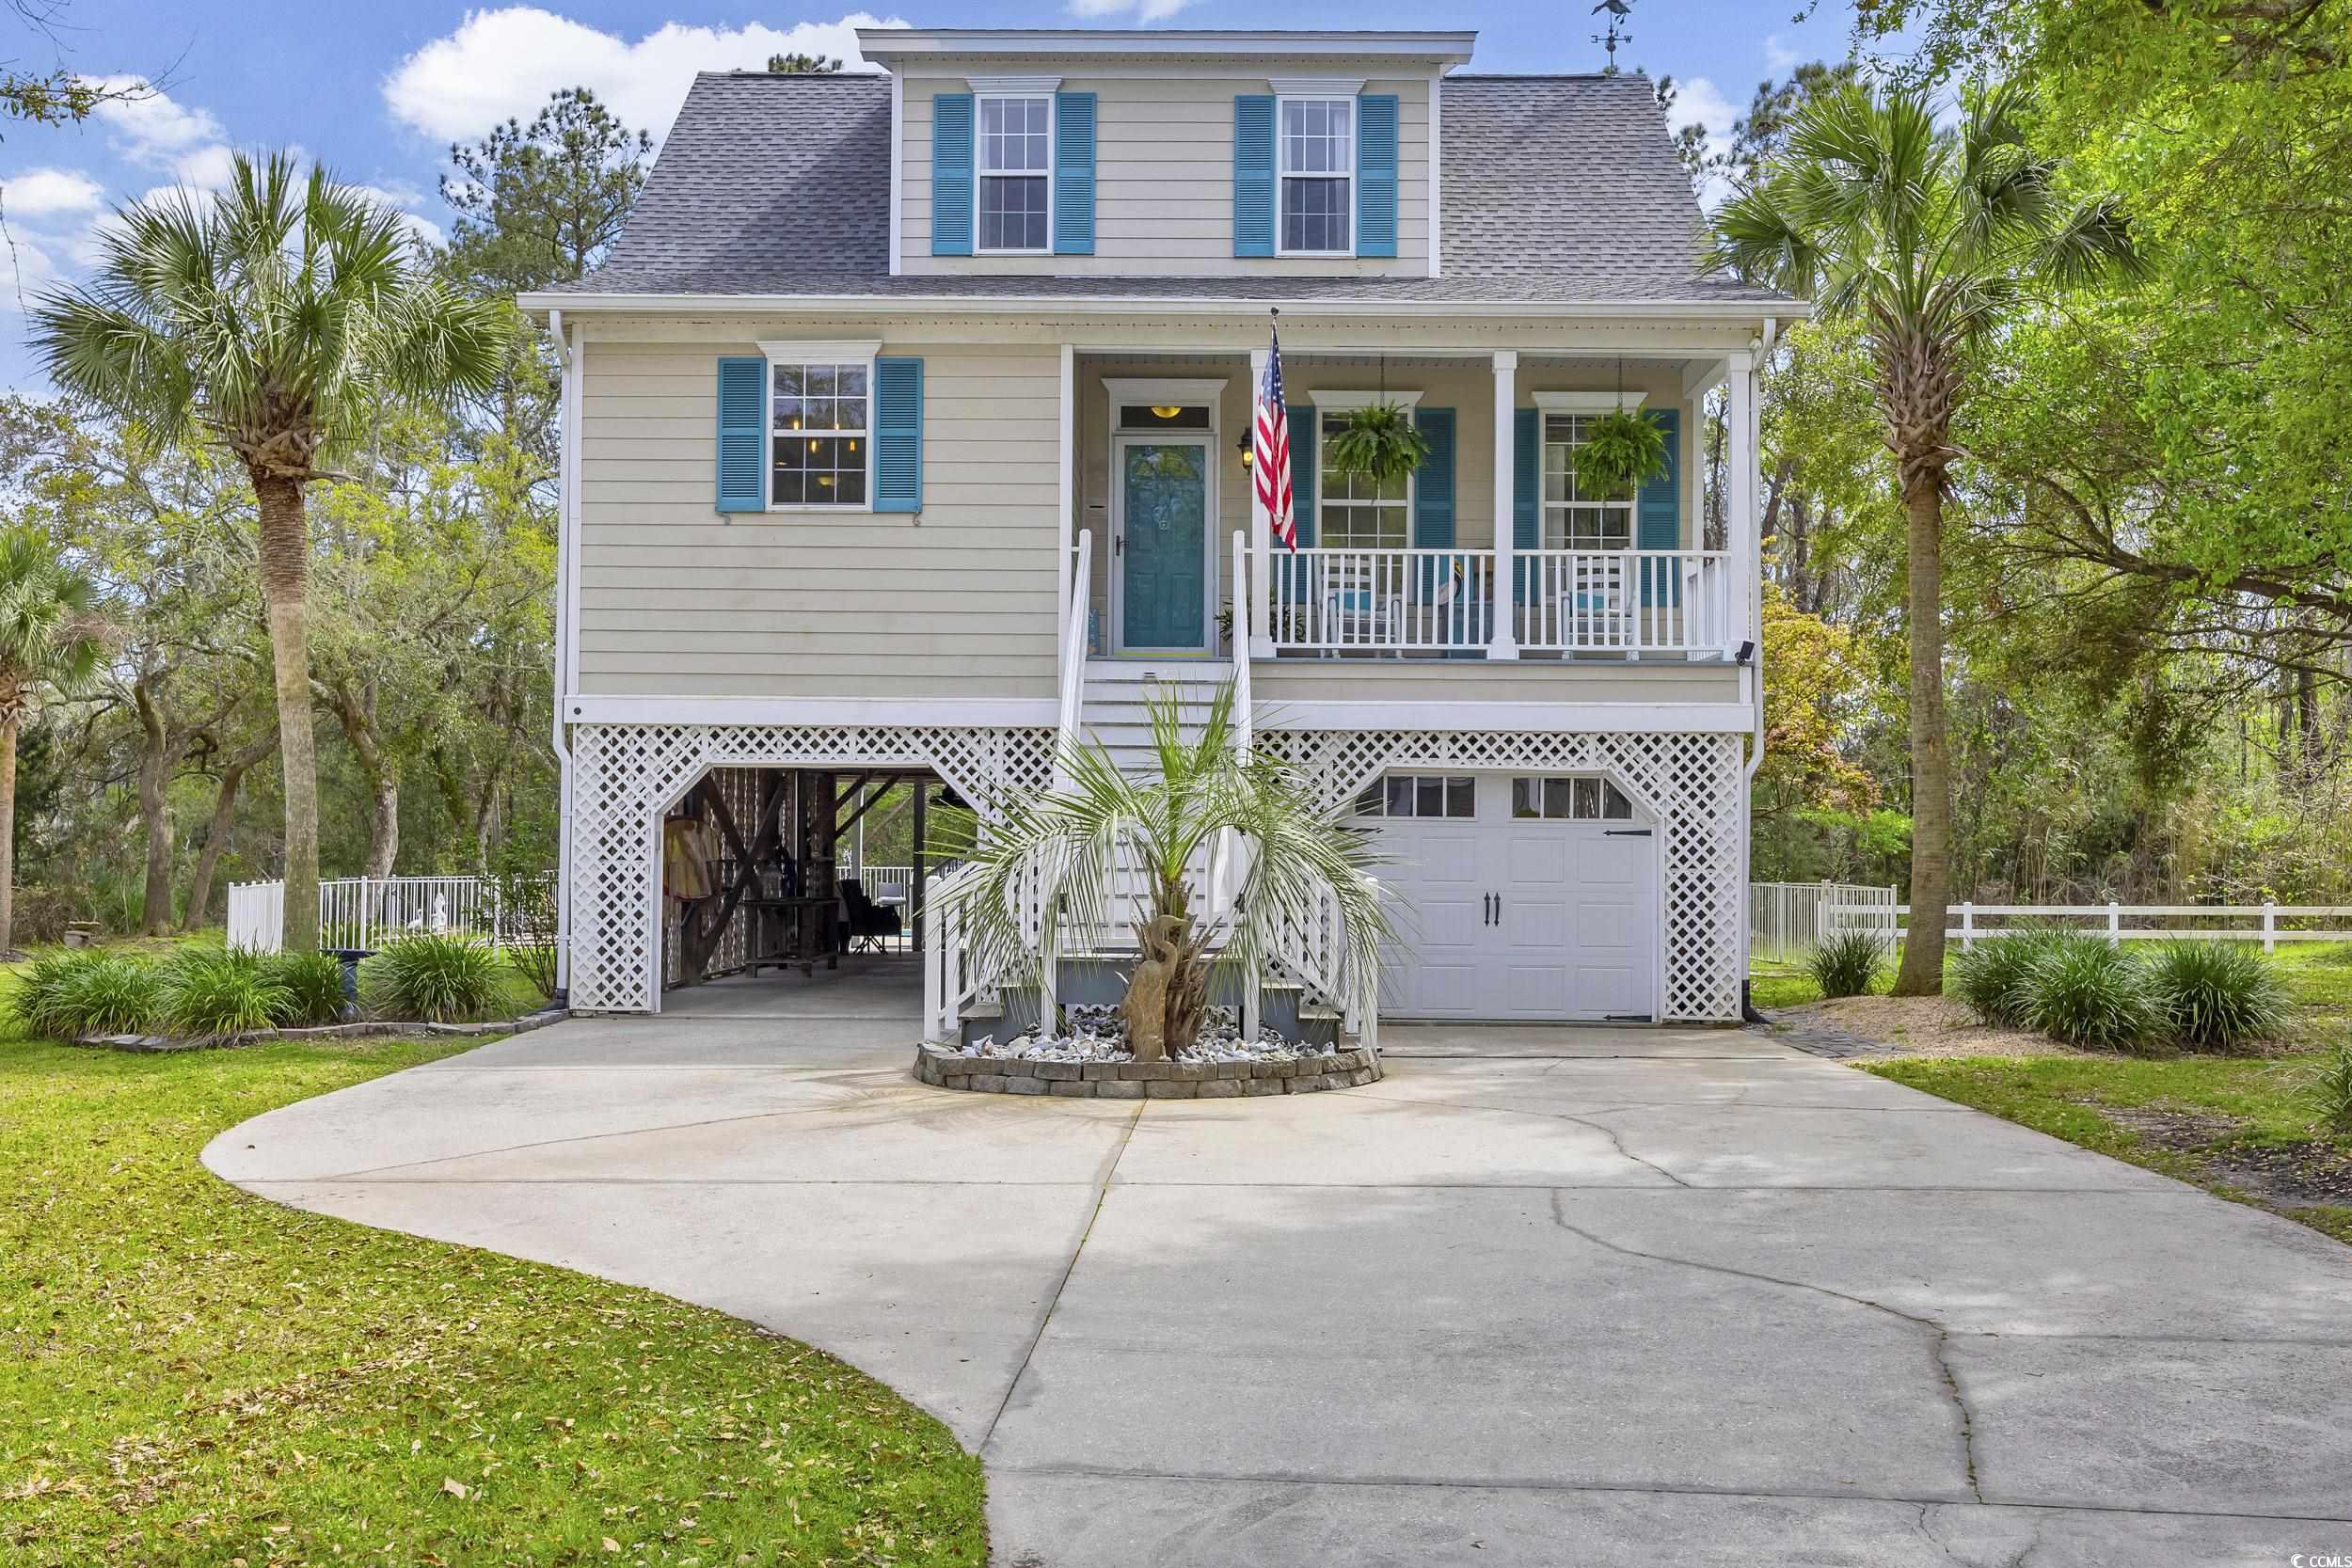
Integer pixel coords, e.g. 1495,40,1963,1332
1320,557,1406,657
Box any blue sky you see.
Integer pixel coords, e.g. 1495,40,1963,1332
0,1,1857,390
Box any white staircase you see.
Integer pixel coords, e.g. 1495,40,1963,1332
1077,660,1232,775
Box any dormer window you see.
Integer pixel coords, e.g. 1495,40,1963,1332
977,93,1052,253
1278,96,1353,256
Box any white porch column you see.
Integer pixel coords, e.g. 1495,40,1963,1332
1249,345,1275,659
1726,349,1758,661
1488,350,1520,660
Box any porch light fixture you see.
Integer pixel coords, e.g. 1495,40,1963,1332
1237,436,1254,467
1149,404,1183,419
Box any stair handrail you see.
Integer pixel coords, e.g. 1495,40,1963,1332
1057,531,1093,762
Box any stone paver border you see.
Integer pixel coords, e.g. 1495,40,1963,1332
914,1042,1381,1098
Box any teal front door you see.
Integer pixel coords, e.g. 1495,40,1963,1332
1117,438,1210,651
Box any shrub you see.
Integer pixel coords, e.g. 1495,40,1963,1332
264,950,350,1027
2308,1041,2352,1136
489,867,559,1002
158,947,294,1038
9,886,89,947
8,950,164,1037
1950,928,2070,1028
2142,941,2291,1053
2020,935,2154,1052
363,933,501,1022
1807,929,1887,999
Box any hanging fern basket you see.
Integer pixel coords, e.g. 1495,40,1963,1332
1569,406,1668,500
1324,402,1429,489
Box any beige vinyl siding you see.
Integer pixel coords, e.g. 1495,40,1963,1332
576,337,1060,699
903,73,1431,276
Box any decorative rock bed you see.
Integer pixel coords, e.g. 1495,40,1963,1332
914,1040,1380,1098
913,1006,1378,1098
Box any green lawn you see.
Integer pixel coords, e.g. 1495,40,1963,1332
1867,1053,2352,1243
0,1032,987,1565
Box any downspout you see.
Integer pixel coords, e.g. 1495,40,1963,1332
547,309,579,998
1740,316,1776,1024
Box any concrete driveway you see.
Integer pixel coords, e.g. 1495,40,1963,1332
206,963,2352,1566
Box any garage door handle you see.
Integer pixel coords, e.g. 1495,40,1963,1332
1603,829,1653,837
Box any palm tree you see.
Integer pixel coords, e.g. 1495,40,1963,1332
0,530,103,956
32,152,509,954
933,683,1390,1059
1708,82,2142,994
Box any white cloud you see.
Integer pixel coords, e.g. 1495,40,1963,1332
0,230,65,313
2,167,105,217
1763,34,1802,75
352,184,448,251
85,77,228,166
1665,75,1740,207
1067,0,1195,21
382,8,912,144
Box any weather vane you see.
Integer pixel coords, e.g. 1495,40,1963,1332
1592,0,1632,72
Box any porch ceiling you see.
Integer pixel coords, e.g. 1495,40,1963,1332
1075,350,1713,371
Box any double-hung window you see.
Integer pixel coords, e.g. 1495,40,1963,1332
1541,413,1636,550
1318,406,1410,548
1278,96,1352,255
977,94,1052,253
771,356,870,508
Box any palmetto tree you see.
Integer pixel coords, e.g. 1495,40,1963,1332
0,530,103,956
1708,82,2142,994
934,683,1389,1059
33,152,509,953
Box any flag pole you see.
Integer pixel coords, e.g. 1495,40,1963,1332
1249,308,1278,659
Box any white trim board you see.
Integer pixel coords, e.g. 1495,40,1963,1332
564,696,1060,728
1533,390,1647,412
1245,700,1760,734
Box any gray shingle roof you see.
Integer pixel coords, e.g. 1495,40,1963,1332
564,69,1788,308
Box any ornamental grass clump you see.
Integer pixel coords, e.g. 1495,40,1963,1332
2019,934,2155,1053
1806,928,1886,998
1950,927,2070,1028
362,933,501,1022
8,949,165,1037
157,947,294,1038
2141,940,2290,1053
2308,1040,2352,1136
265,949,351,1027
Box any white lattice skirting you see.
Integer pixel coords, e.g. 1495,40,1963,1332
567,722,1057,1014
566,722,1745,1022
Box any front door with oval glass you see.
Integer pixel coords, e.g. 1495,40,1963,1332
1114,436,1211,653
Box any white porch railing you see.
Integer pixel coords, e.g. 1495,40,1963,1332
1261,546,1733,657
1057,530,1092,758
1750,880,1899,963
227,874,524,955
1517,548,1735,657
1832,901,2352,953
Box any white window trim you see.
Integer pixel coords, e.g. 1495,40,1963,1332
1275,92,1357,259
759,341,881,515
1532,390,1648,413
1316,400,1417,550
974,87,1055,257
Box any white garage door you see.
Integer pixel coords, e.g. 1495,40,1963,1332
1359,772,1660,1022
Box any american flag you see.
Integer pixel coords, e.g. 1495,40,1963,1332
1253,324,1295,550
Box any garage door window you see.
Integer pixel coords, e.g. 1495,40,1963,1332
1355,773,1474,818
1511,775,1633,820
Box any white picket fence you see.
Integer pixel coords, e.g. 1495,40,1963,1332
227,875,520,955
1749,881,1899,963
1829,900,2352,954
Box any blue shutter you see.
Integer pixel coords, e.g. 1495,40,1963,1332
1054,91,1096,256
1356,93,1398,258
1411,407,1454,546
1513,406,1539,602
931,93,973,257
1639,406,1682,605
874,357,923,513
1233,95,1276,258
715,356,766,514
1288,404,1315,547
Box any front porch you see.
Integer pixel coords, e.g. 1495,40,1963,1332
1065,346,1758,665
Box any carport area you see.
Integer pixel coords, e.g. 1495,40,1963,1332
207,1014,2352,1565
